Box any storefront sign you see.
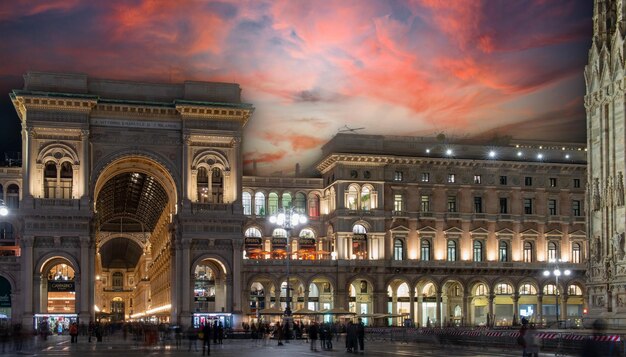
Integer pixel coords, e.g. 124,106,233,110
245,237,262,246
48,281,75,292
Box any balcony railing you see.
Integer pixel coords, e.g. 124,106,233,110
191,202,234,214
34,198,81,209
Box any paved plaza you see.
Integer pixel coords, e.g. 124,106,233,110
0,333,544,357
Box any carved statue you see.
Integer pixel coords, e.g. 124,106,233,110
591,236,601,263
617,172,625,206
613,232,624,259
593,178,601,211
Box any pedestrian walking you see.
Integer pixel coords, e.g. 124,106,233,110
357,317,365,353
70,322,78,343
308,322,318,352
346,321,358,353
202,322,212,356
187,325,199,352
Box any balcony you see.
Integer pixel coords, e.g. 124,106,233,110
34,198,81,209
191,202,236,214
445,212,461,220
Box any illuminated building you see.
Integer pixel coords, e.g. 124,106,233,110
0,71,587,330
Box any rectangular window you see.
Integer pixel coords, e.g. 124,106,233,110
523,242,533,263
447,196,457,212
448,174,456,183
572,200,581,216
500,176,507,185
499,197,508,214
420,195,430,212
524,198,533,214
474,197,482,213
525,177,532,186
394,194,403,212
394,171,403,182
548,199,557,215
549,178,557,187
573,178,580,188
421,173,430,182
474,175,481,184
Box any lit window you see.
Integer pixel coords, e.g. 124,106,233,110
447,240,457,261
473,241,483,262
448,174,456,183
242,192,252,215
523,241,533,262
549,178,557,187
499,241,508,262
421,173,430,182
447,196,457,212
420,240,431,261
394,239,404,261
394,194,403,212
394,171,404,182
571,242,581,264
495,283,513,295
421,195,430,212
547,241,558,262
474,175,481,184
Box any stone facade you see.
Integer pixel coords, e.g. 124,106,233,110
585,0,626,325
0,71,588,331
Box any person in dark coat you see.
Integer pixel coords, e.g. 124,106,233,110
356,318,365,352
308,322,318,352
202,322,212,356
346,321,358,353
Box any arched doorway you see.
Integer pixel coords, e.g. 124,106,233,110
349,279,373,324
387,279,411,326
441,280,464,327
191,258,231,328
93,156,177,323
36,257,78,335
0,276,12,323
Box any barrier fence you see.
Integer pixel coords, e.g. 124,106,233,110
364,327,624,355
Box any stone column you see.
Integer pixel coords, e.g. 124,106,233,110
409,288,416,326
416,296,423,327
55,163,61,198
169,236,180,323
182,134,190,202
537,294,543,324
337,235,345,259
80,130,89,199
512,293,520,325
463,294,472,327
190,169,198,202
79,236,91,323
232,240,243,313
180,240,192,326
560,294,569,321
488,294,495,327
21,236,34,327
436,291,442,327
33,275,41,313
22,126,32,200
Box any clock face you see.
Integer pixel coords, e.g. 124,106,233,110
364,171,371,179
351,170,358,179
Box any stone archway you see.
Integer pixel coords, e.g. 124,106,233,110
93,155,178,323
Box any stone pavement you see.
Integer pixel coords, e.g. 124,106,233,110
0,333,563,357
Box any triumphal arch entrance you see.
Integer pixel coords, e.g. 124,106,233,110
10,71,253,329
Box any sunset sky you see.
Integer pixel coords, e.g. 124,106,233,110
0,0,592,176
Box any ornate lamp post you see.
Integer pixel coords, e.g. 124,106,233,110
543,259,570,328
269,207,307,340
0,200,8,216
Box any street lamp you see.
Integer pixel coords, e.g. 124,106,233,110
0,200,8,216
269,207,307,340
543,259,570,328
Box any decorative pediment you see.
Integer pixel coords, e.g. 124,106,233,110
444,227,463,235
470,227,489,236
390,225,410,232
569,230,587,238
495,228,515,236
520,229,539,236
545,229,563,237
417,226,436,234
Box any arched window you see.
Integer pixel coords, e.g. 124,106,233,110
308,194,320,217
6,185,18,209
473,241,483,262
571,242,581,264
499,241,508,262
112,272,123,290
421,240,431,261
268,192,279,215
197,167,209,203
245,227,262,237
547,241,558,262
299,228,315,238
282,192,292,209
447,240,457,261
211,168,224,203
361,186,371,211
59,162,73,199
44,162,57,198
523,241,533,263
255,192,266,216
352,224,367,259
353,224,367,234
346,185,358,210
294,192,306,213
543,284,558,295
394,239,404,261
519,284,537,295
272,228,287,238
568,285,583,296
495,283,513,295
242,192,252,215
475,284,487,296
0,222,13,241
